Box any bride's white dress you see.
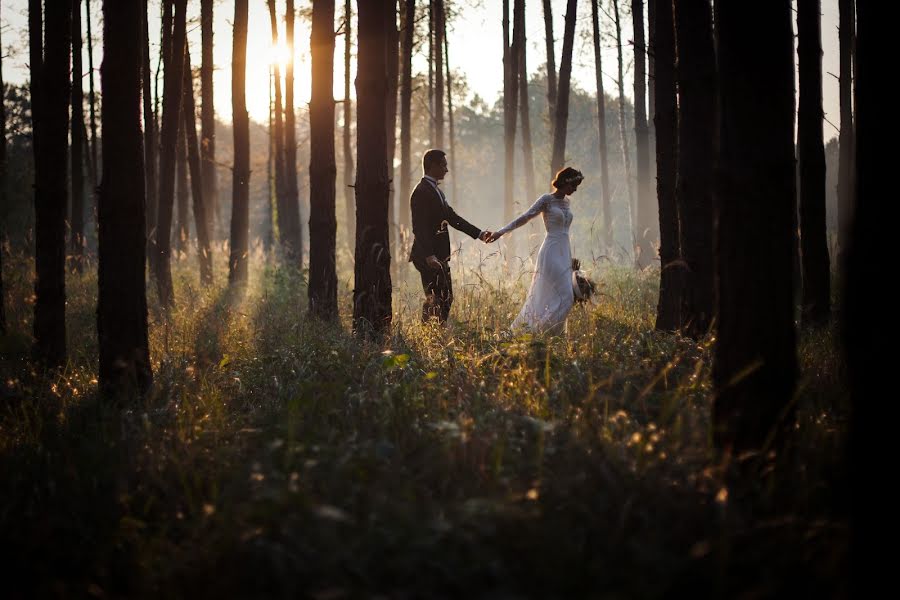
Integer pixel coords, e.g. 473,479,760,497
496,193,574,335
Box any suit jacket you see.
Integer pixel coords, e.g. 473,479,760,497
408,178,481,264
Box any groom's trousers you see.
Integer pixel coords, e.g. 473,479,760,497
415,260,453,323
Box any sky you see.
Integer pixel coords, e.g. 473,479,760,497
2,1,842,140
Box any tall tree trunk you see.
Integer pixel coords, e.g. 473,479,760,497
653,0,678,332
502,0,518,224
353,0,393,335
98,0,152,397
267,0,289,261
632,0,654,267
836,0,854,263
182,44,213,285
444,11,458,201
229,0,250,286
200,0,217,240
0,0,6,335
647,0,655,126
612,0,633,240
542,0,557,149
515,0,535,203
70,0,86,272
428,0,435,145
550,0,576,175
264,64,275,253
31,0,71,367
591,0,612,243
713,1,797,455
343,0,355,250
284,0,303,267
308,0,338,319
386,1,400,260
86,0,98,187
797,0,831,327
674,0,716,338
142,0,158,249
434,0,444,148
174,117,189,256
154,0,187,308
399,0,414,237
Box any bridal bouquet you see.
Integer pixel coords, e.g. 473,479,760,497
571,258,596,303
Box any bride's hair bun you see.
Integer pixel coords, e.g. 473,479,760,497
552,167,585,190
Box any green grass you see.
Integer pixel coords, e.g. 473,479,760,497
0,250,849,598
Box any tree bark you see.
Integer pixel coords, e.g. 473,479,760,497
284,0,303,267
444,10,458,201
674,0,716,338
399,0,415,236
434,0,444,148
71,0,86,272
267,0,290,262
550,0,577,175
542,0,557,150
591,0,612,243
264,64,275,253
0,0,6,335
86,0,99,188
797,0,831,327
632,0,654,267
515,0,535,203
229,0,250,286
31,0,71,367
98,0,152,397
142,0,158,249
503,0,518,224
612,0,633,238
353,0,393,335
154,0,187,308
386,1,400,261
343,0,355,249
182,44,213,286
174,115,189,255
200,0,217,240
713,1,797,455
308,0,338,319
653,0,679,332
836,0,854,263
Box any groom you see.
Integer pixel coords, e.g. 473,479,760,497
408,149,491,323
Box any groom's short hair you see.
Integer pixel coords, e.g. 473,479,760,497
422,149,446,171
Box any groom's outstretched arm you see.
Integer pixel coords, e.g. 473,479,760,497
445,204,482,240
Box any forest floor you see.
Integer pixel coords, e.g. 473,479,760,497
0,251,849,598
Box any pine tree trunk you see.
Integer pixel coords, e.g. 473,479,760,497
182,44,213,286
444,12,458,201
674,0,716,338
428,1,435,145
154,0,187,308
647,0,655,126
229,0,250,286
175,117,189,255
308,0,338,319
200,0,217,240
70,0,86,272
386,1,400,261
142,0,158,248
550,0,576,175
31,0,71,367
434,0,444,148
267,0,290,262
612,0,633,241
542,0,557,151
284,0,303,267
343,0,355,250
98,0,152,397
353,0,393,335
399,0,415,236
86,0,99,188
713,1,797,455
653,0,679,332
0,1,7,335
797,0,831,327
836,0,854,263
264,65,275,253
515,0,535,203
502,0,518,224
632,0,654,267
591,0,612,244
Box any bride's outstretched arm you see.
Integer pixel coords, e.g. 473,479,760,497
488,196,547,241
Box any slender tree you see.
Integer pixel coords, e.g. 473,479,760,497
154,0,187,307
428,0,435,144
0,0,6,335
399,0,415,236
444,10,458,201
836,0,854,262
550,0,577,175
200,0,217,239
284,0,303,266
674,0,716,338
515,0,535,203
343,0,355,248
434,0,444,148
70,0,86,272
591,0,611,243
502,0,518,224
653,0,678,332
174,117,189,255
85,0,98,185
797,0,831,326
30,0,71,366
713,1,797,454
353,0,393,334
632,0,654,266
98,0,152,397
612,0,633,229
647,0,655,126
542,0,557,147
143,0,158,246
386,0,400,258
308,0,338,318
182,45,213,285
265,64,275,252
229,0,250,285
267,0,290,260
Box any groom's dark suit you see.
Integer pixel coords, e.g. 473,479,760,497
408,176,482,322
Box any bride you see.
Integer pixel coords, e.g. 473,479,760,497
487,167,584,335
